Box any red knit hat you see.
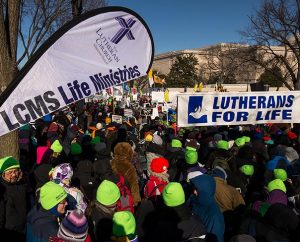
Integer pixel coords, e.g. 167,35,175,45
150,158,169,173
288,131,297,140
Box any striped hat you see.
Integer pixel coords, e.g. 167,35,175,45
57,209,88,242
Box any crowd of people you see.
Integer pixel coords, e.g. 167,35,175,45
1,97,300,242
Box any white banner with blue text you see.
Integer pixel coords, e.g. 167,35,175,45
177,92,300,127
0,7,154,137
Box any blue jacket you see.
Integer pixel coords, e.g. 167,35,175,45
26,205,59,242
190,174,225,242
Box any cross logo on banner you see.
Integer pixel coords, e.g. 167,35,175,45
111,17,136,44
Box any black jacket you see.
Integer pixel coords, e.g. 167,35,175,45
0,177,30,233
138,203,206,241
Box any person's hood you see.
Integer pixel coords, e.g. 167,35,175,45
267,189,287,206
266,155,290,170
147,143,166,156
190,174,216,205
36,146,53,165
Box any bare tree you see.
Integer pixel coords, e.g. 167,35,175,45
0,0,106,158
202,43,249,84
18,0,106,66
241,0,300,90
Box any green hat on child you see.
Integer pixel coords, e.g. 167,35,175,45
217,140,229,150
240,164,254,176
0,156,20,173
243,136,251,143
51,140,63,153
39,181,67,210
274,169,288,181
96,180,120,206
235,137,246,147
162,182,185,207
70,143,82,155
185,150,198,165
267,179,286,193
171,139,182,148
113,211,136,237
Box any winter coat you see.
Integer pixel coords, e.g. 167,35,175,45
72,159,96,202
88,201,115,242
0,177,30,234
111,142,141,205
214,177,245,213
26,205,59,242
165,148,185,181
139,203,206,241
62,125,78,156
242,203,299,241
206,148,233,171
190,174,225,242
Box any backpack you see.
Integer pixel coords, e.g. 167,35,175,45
212,156,232,171
116,175,135,213
144,181,166,199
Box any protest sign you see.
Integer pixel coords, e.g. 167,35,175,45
140,108,153,116
0,7,154,137
112,115,123,124
124,109,133,117
177,92,300,127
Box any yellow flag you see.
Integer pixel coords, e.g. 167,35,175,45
198,82,203,92
164,89,170,102
148,69,154,86
193,83,198,92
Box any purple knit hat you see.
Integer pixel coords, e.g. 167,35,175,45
57,209,88,242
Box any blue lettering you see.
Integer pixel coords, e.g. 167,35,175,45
236,112,249,121
213,97,220,109
286,95,294,107
223,111,235,122
282,110,292,120
58,86,74,105
249,96,256,109
212,112,222,122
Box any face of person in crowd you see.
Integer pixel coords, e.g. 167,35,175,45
57,199,68,215
105,201,119,212
2,168,21,183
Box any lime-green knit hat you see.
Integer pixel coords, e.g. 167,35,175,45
274,169,288,181
39,181,67,210
243,136,251,143
171,139,182,148
91,136,101,144
113,211,136,237
70,143,82,155
235,137,246,147
185,150,198,165
217,140,229,150
50,140,63,153
267,179,286,193
162,182,185,207
0,156,20,173
96,180,120,206
240,164,254,176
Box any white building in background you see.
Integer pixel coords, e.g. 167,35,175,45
152,43,294,85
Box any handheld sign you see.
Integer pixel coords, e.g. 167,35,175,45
0,7,154,137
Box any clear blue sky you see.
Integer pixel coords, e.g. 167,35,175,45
108,0,262,54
